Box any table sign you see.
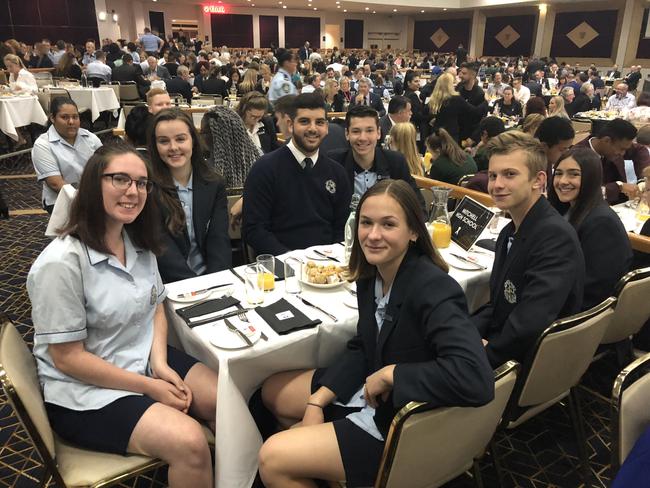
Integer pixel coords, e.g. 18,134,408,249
450,196,495,251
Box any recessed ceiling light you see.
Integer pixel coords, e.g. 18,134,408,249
421,9,425,12
283,5,287,8
278,1,282,3
443,8,447,10
365,6,369,10
337,5,340,7
343,9,347,12
393,8,397,11
313,7,317,10
336,1,340,3
372,10,375,13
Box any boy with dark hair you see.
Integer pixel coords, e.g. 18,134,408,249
329,105,425,214
535,116,575,192
472,131,584,368
243,93,351,255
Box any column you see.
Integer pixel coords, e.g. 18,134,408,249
469,9,485,59
533,4,548,57
253,15,260,49
616,0,636,67
94,0,121,42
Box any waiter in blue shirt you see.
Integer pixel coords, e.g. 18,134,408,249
269,49,298,105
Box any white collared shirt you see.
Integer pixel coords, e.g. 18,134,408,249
606,92,637,110
246,121,265,156
28,232,166,410
287,139,319,169
10,68,38,94
31,125,103,206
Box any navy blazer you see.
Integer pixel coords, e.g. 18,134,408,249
156,172,232,283
328,147,427,216
317,249,494,438
471,197,585,368
350,92,386,117
574,204,632,310
257,116,280,154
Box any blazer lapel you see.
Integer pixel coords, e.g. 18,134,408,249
191,173,212,251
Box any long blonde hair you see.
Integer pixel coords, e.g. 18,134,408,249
238,68,258,94
323,78,339,103
427,72,458,115
389,122,424,176
548,96,569,119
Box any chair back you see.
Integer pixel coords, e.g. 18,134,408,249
227,194,241,240
457,174,475,188
195,94,222,106
611,352,650,469
33,71,53,88
375,361,519,488
118,82,140,104
513,298,615,410
602,267,650,344
0,318,57,465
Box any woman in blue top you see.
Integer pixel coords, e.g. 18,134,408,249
27,143,217,487
258,179,494,487
549,147,632,310
149,109,231,283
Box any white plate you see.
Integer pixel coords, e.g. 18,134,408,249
445,254,485,271
167,289,213,303
209,320,261,350
299,278,345,289
343,295,358,309
304,246,343,263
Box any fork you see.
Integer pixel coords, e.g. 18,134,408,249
238,310,268,341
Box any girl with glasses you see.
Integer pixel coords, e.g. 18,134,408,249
149,108,232,283
27,143,217,487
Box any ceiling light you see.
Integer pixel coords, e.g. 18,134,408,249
112,10,118,22
421,9,425,13
278,1,282,3
393,8,397,11
98,11,107,21
365,6,369,10
313,7,317,10
336,1,340,3
372,10,375,13
343,9,347,12
283,4,287,7
337,5,340,7
443,8,447,10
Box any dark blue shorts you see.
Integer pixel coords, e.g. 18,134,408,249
311,368,385,487
45,346,199,455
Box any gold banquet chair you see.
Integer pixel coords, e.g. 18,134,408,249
611,352,650,471
374,361,519,488
0,316,213,487
496,297,616,483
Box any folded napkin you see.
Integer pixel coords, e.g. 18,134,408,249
475,238,497,252
176,296,240,327
255,298,321,335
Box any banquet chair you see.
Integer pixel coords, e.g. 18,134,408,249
118,82,141,105
33,71,53,88
372,361,519,488
601,267,650,345
0,316,215,487
611,352,650,470
457,174,475,188
195,94,223,106
495,297,616,483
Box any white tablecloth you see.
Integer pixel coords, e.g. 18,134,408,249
165,240,496,488
0,94,48,140
39,86,120,122
613,203,647,234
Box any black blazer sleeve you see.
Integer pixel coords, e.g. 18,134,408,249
258,116,280,154
332,92,344,112
577,205,632,310
197,177,233,274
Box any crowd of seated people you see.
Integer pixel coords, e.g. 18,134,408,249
6,30,650,486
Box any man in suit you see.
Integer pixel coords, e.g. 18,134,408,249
351,78,386,116
164,65,193,104
299,41,311,62
526,70,548,97
625,65,642,92
143,56,171,81
471,131,585,368
243,93,352,255
607,65,621,79
574,119,644,204
112,53,150,99
329,105,425,213
456,43,467,64
378,95,411,144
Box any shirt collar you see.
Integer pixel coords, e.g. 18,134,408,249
287,139,319,168
85,231,142,270
48,125,85,146
247,120,264,135
174,171,194,191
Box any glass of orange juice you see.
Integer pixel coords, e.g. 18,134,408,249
431,220,452,248
256,254,275,292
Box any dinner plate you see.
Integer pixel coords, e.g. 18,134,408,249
342,295,358,309
445,254,485,271
209,320,261,350
303,246,343,262
167,289,213,303
299,277,345,289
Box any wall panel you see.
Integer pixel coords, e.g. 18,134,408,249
483,14,536,57
413,18,471,52
550,10,618,58
211,14,253,48
284,16,320,49
259,15,278,48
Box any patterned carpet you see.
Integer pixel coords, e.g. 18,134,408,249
0,152,626,487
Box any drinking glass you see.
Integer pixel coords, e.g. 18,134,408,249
284,257,302,294
244,264,264,305
256,254,275,292
488,210,503,235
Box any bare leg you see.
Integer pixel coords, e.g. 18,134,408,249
259,422,345,488
184,362,218,431
261,369,315,427
127,403,213,488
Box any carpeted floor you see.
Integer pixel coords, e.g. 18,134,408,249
0,150,627,488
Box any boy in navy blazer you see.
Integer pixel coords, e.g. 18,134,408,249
471,131,585,368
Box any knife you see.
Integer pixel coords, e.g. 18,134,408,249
314,249,341,263
450,253,487,270
185,309,242,328
229,267,245,283
298,295,338,322
224,318,253,346
175,283,233,299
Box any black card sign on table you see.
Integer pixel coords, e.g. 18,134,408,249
450,196,495,251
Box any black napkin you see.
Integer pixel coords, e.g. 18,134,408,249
475,238,497,252
176,296,240,325
255,298,321,335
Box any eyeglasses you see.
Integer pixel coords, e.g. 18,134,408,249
102,173,154,193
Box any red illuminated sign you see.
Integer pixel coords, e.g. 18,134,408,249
203,5,226,13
